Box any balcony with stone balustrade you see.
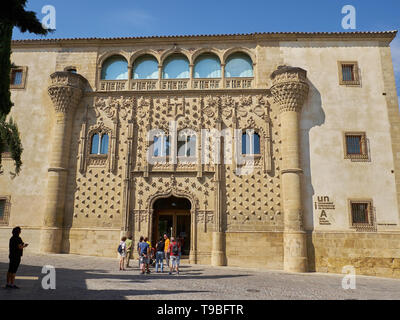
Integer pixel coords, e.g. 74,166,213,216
98,77,254,92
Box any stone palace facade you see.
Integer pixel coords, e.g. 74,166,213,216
1,31,400,277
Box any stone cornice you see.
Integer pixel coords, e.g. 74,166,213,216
11,31,397,48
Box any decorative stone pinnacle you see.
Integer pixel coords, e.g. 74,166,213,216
48,72,87,114
270,66,309,113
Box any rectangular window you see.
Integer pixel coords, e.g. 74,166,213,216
349,200,375,231
11,70,23,85
351,202,370,224
10,67,27,89
0,197,10,225
344,132,368,160
342,64,355,81
0,200,5,220
338,61,360,85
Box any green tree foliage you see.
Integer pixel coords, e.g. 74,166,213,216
0,1,49,174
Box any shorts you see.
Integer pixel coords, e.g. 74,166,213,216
8,257,21,274
140,256,150,265
170,255,179,268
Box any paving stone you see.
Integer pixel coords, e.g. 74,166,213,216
1,250,400,300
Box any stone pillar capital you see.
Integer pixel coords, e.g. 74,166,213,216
48,72,87,114
270,66,309,113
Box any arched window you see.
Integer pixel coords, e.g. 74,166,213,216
242,131,260,155
132,55,159,79
91,132,109,155
153,135,170,157
178,132,197,157
194,53,221,78
91,134,100,154
162,54,190,79
100,134,109,154
225,52,253,78
101,55,128,80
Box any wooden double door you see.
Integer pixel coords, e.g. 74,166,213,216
153,209,191,256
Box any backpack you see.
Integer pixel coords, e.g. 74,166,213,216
117,244,123,254
157,241,164,252
172,242,179,255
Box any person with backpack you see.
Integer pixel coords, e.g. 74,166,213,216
177,237,183,265
144,237,152,274
138,238,150,274
137,236,144,268
167,237,181,275
155,237,165,273
118,237,127,271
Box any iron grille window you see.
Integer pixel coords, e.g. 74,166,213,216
338,61,359,85
349,200,376,231
342,64,355,82
0,197,10,225
351,202,369,224
344,132,368,159
0,200,5,220
346,135,361,154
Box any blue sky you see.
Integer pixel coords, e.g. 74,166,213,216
11,0,400,99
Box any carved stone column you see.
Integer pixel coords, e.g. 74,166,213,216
189,208,197,264
39,72,86,253
211,120,227,266
270,66,309,272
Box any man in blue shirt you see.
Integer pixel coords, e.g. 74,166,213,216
138,240,150,274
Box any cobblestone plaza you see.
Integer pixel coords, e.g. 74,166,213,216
1,250,400,300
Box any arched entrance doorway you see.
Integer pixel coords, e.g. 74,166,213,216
152,196,191,256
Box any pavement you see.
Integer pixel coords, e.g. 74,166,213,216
1,249,400,300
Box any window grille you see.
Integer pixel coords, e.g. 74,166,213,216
0,197,10,225
344,132,368,159
338,61,360,85
342,64,355,82
10,67,27,89
349,200,376,232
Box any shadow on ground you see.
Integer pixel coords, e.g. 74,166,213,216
0,261,249,300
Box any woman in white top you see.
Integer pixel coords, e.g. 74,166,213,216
118,237,127,271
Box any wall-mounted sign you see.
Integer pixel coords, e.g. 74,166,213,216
315,196,335,225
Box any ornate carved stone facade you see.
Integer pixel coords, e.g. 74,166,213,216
3,31,400,278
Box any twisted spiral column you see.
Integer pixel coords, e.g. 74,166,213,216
270,66,309,272
40,72,86,253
